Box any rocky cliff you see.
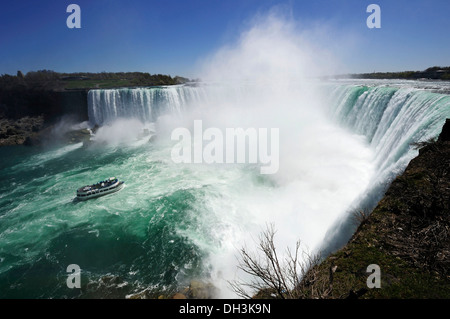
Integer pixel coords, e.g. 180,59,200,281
0,89,88,146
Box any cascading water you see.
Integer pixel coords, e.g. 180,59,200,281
88,85,207,125
84,80,450,263
318,80,450,254
88,81,450,180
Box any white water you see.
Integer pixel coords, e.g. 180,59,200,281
85,78,450,297
319,80,450,254
1,13,449,300
88,86,207,125
84,15,450,297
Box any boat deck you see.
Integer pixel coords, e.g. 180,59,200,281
77,178,119,194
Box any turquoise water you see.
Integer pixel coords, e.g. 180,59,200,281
1,80,450,298
0,142,206,297
0,133,278,298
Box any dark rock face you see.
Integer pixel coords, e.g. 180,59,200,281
0,116,44,146
438,118,450,142
0,89,88,122
0,89,89,146
63,128,91,144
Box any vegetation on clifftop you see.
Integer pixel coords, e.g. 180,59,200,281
336,66,450,81
0,70,190,92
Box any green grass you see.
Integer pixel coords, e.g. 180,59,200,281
62,79,137,89
313,201,450,299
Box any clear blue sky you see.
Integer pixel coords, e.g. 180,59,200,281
0,0,449,77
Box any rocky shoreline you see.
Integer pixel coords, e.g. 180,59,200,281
0,116,93,147
0,116,45,146
126,280,217,299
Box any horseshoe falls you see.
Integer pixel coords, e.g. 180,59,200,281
1,80,450,298
319,80,450,254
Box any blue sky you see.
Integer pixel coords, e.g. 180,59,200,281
0,0,449,77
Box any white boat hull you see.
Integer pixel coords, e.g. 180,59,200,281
76,181,124,201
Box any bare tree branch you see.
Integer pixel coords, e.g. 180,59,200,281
229,223,333,299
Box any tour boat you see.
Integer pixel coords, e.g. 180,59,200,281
76,177,124,200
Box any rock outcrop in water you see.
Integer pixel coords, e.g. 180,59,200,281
125,280,217,299
22,127,92,147
302,119,450,298
0,116,45,146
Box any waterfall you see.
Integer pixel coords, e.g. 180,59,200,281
320,81,450,255
326,83,450,173
87,82,450,195
86,81,450,256
87,85,206,125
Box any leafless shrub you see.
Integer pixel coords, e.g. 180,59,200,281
229,223,335,299
352,208,371,228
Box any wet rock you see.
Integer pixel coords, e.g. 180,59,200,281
23,135,41,146
91,124,100,134
63,128,91,144
438,118,450,142
148,134,157,143
0,116,44,146
126,290,149,299
187,280,217,299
